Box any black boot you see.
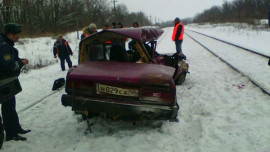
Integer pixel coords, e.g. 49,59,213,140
6,134,27,141
18,129,31,134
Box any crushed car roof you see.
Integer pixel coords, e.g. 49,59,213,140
82,28,164,42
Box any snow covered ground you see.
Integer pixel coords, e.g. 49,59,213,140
1,25,270,152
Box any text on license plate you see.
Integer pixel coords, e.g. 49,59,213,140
96,84,139,97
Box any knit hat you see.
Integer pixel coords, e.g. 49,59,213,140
3,23,22,34
174,17,180,22
133,22,139,27
117,22,123,28
89,23,97,29
112,22,117,26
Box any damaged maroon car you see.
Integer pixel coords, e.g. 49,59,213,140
61,28,189,120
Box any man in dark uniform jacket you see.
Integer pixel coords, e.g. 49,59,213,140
53,36,73,71
0,23,31,141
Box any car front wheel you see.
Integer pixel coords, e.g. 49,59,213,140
176,72,186,85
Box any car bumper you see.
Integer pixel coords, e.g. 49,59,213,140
62,94,178,119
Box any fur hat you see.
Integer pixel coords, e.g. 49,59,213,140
3,23,22,34
89,23,97,29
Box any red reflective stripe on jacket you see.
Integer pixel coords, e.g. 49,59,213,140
172,22,184,41
64,41,71,54
105,41,112,44
84,33,90,37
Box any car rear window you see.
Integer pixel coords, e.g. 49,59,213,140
86,43,108,61
85,42,142,63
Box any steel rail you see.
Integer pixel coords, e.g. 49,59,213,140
186,32,270,96
18,86,65,114
187,29,270,59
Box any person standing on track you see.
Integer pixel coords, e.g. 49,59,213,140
0,23,31,142
172,17,186,59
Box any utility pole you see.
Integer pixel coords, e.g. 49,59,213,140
149,15,152,25
111,0,117,14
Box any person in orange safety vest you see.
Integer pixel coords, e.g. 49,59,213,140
172,17,186,59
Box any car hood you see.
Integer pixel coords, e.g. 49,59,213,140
69,62,175,87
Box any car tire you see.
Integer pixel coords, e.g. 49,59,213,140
176,72,186,85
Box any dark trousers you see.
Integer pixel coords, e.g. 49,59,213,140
175,40,183,53
0,116,3,149
59,56,72,71
1,96,21,137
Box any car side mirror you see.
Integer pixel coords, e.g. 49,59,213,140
52,78,65,91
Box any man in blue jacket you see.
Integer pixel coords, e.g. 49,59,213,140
0,23,31,141
53,36,73,71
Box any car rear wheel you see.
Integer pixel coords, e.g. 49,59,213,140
176,72,186,85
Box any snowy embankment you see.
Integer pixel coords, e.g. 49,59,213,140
1,25,270,152
16,32,80,69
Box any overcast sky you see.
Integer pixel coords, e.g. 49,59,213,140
116,0,234,22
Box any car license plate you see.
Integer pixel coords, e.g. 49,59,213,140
96,84,139,97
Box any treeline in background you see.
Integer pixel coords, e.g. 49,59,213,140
192,0,270,24
160,0,270,27
0,0,151,37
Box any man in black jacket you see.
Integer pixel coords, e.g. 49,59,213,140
53,36,73,71
0,23,31,141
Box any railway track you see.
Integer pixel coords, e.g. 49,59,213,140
186,29,270,96
188,29,270,58
17,85,65,114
